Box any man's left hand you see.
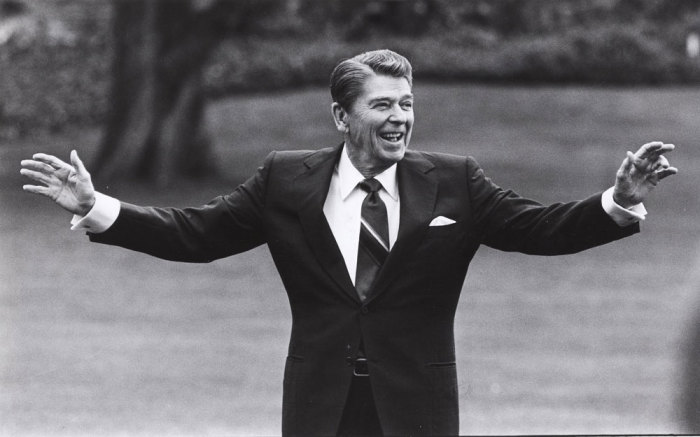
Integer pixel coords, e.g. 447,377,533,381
613,141,677,208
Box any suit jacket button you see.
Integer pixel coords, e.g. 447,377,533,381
361,306,369,315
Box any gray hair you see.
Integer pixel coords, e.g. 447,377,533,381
330,49,413,110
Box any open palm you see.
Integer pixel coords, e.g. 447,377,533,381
21,150,96,216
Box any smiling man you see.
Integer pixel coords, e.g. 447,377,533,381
21,49,677,436
331,67,414,177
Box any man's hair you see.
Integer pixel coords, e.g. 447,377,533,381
330,49,413,110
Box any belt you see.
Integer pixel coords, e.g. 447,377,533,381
353,357,369,377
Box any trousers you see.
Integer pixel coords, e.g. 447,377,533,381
336,375,383,436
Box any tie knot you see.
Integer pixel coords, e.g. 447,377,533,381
358,178,382,194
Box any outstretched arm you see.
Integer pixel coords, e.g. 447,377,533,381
613,141,677,208
21,150,96,216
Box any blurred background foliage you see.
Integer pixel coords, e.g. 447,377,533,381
3,2,700,433
2,0,700,140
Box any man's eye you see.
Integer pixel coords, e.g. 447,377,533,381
374,102,389,109
401,102,413,109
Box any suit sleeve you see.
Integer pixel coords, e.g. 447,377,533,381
88,152,275,263
466,157,639,255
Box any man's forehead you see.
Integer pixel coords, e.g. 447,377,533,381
361,73,412,98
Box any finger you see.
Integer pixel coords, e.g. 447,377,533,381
70,150,90,178
650,143,675,159
20,168,54,186
653,155,670,171
625,151,646,171
638,142,675,160
656,167,678,180
21,159,55,174
621,152,635,172
636,141,664,159
658,143,675,154
22,184,52,196
33,153,73,171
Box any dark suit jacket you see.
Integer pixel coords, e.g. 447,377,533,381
89,144,638,435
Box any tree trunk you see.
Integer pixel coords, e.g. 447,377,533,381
94,0,220,186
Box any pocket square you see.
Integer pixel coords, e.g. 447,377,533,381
429,216,456,227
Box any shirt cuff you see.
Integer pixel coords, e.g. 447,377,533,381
70,192,120,233
601,187,647,227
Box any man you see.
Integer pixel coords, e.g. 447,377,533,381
21,50,677,436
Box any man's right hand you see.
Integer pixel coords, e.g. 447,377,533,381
21,150,96,216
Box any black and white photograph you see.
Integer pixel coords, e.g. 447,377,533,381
2,0,699,435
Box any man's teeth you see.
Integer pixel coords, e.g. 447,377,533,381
380,133,403,141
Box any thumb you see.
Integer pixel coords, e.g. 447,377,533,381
70,150,90,179
622,151,636,172
617,152,634,179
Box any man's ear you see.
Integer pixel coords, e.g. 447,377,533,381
331,102,349,134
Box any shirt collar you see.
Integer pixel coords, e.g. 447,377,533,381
337,144,399,201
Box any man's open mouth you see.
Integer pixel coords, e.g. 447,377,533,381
380,132,404,142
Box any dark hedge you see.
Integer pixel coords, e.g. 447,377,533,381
2,0,699,138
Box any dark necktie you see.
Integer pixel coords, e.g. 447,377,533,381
355,178,390,302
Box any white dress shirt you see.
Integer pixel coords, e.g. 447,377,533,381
72,146,646,284
323,146,400,285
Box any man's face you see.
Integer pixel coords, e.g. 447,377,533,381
339,73,414,175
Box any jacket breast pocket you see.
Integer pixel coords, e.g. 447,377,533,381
424,223,460,239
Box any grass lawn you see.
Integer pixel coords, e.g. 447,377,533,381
2,83,700,435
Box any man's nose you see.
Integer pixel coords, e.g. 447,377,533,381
388,104,407,124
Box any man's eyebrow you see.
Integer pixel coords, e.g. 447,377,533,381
368,94,414,104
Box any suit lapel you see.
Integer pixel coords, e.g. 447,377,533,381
295,145,360,303
367,151,437,303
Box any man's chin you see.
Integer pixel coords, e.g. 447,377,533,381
381,147,406,165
